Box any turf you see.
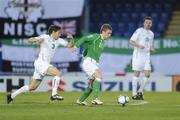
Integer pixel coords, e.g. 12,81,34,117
0,92,180,120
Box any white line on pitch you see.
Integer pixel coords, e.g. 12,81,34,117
129,101,149,106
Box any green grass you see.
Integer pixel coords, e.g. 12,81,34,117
0,92,180,120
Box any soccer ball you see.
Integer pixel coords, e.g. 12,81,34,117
118,95,129,106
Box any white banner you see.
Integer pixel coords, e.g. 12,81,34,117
0,0,84,19
0,76,30,92
0,73,172,92
100,53,180,75
0,0,83,38
2,44,78,62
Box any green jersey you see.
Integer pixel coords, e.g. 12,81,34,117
74,33,105,63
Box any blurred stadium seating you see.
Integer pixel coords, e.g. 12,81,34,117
89,0,177,38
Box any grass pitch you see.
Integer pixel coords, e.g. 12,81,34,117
0,92,180,120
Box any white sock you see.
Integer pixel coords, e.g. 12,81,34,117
132,76,138,96
11,85,29,99
52,76,61,96
138,77,148,93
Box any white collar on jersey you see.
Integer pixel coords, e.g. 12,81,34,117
143,27,150,32
49,35,56,41
100,34,104,40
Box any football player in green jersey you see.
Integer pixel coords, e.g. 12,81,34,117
74,24,112,105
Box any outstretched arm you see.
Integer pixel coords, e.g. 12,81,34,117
28,37,44,43
66,34,88,49
74,36,89,48
67,35,88,57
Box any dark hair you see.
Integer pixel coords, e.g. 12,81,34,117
100,24,112,33
143,16,152,22
48,25,61,35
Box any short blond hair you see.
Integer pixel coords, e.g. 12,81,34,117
100,24,112,33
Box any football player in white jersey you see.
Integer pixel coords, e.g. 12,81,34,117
129,17,155,100
7,25,74,104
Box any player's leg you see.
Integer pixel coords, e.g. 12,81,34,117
91,69,103,105
137,70,150,100
7,79,41,104
132,57,145,100
77,57,94,105
140,70,151,92
83,57,103,104
46,66,64,101
78,78,93,101
77,78,94,105
132,58,141,100
77,69,103,105
137,60,151,100
77,57,102,105
132,70,141,100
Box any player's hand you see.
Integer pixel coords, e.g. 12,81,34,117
138,45,145,49
150,48,156,53
66,33,73,40
37,38,44,43
66,33,74,47
69,47,82,57
70,46,77,53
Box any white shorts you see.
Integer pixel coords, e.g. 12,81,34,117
132,56,151,71
81,57,99,77
32,59,53,80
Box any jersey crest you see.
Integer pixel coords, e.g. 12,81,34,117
99,41,104,48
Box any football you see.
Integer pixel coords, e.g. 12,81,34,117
118,95,129,106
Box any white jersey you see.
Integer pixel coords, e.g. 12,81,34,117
130,27,154,57
35,34,68,63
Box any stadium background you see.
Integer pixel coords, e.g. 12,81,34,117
0,0,180,93
0,1,180,120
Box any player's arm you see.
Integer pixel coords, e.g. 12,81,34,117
71,35,92,56
67,36,87,55
63,34,79,55
150,40,156,52
58,34,75,48
74,34,96,47
150,34,156,53
74,35,90,48
129,29,144,49
129,40,145,49
28,37,44,43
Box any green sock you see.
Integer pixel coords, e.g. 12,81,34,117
92,80,101,100
79,87,92,102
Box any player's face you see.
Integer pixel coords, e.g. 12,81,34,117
52,30,62,40
144,19,152,30
102,29,112,40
